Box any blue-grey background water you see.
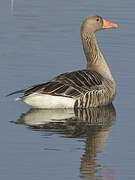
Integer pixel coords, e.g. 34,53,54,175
0,0,135,179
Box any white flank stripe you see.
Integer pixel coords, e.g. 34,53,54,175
17,93,76,109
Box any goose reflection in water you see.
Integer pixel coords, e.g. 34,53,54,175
12,104,116,180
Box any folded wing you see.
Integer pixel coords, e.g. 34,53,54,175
24,70,104,99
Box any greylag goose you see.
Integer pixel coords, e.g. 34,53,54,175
8,15,118,109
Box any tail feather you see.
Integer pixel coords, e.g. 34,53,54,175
6,89,25,97
16,97,23,101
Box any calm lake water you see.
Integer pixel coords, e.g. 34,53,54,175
0,0,135,179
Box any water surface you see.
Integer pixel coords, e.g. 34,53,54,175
0,0,135,179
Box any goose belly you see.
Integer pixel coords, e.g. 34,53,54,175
19,93,76,109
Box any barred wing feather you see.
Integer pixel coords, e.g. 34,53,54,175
24,70,104,99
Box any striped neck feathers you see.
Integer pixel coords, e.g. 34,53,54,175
81,31,114,80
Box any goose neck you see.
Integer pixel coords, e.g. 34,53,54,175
81,31,114,81
81,32,102,65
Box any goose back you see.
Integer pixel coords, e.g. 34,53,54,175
22,70,115,108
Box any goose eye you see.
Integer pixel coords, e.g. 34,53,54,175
96,18,100,22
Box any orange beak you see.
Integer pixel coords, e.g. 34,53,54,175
103,19,118,29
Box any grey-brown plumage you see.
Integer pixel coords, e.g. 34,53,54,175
7,15,118,108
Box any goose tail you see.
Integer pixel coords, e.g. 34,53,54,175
6,89,25,97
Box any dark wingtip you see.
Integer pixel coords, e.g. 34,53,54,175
6,89,25,97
